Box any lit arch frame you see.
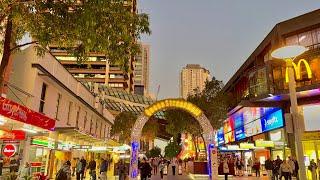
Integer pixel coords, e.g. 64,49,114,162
129,99,217,179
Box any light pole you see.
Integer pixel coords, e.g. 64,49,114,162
271,45,307,180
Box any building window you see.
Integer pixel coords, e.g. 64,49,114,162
96,120,99,135
39,83,47,113
90,117,93,133
84,112,87,130
285,28,320,49
55,93,62,120
75,107,80,128
67,101,73,125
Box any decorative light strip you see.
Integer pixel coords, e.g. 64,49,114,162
144,99,202,117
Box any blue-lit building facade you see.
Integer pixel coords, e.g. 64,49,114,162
220,9,320,176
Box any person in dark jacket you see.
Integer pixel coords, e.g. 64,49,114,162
80,157,87,180
118,160,126,180
88,159,96,180
100,158,108,180
139,158,152,180
265,158,273,179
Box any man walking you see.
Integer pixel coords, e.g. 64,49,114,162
265,158,273,180
99,158,108,180
80,156,87,180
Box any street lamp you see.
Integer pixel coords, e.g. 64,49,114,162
271,45,307,180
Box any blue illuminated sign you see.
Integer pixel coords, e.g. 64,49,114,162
217,128,225,146
261,109,284,132
234,115,246,141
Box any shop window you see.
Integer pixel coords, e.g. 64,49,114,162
249,68,268,97
39,83,47,113
55,93,62,120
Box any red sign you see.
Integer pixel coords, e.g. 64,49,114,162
0,130,25,140
2,144,16,157
0,97,55,130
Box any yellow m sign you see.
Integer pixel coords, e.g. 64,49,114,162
285,59,312,83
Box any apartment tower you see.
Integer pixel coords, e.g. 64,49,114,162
134,43,150,95
180,64,210,99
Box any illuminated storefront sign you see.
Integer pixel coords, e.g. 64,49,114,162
244,119,262,137
31,139,55,148
72,145,92,150
217,128,225,146
234,115,245,141
0,130,25,140
240,143,255,149
2,144,16,157
227,145,240,150
261,109,284,132
285,59,312,83
224,119,235,143
255,140,275,148
0,97,55,130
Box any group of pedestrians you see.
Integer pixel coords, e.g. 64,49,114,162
139,157,179,180
56,156,109,180
264,156,299,180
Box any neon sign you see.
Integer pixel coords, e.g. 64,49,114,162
285,59,312,83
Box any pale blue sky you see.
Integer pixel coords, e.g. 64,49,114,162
138,0,320,99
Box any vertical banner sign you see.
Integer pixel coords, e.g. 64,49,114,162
130,141,139,179
208,144,218,179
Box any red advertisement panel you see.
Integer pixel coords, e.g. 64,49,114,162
0,97,55,131
0,130,25,140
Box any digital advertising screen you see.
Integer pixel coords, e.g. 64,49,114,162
224,118,235,143
234,115,246,141
244,119,262,137
261,109,284,132
217,128,225,146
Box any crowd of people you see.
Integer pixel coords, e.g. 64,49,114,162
138,157,180,180
55,156,110,180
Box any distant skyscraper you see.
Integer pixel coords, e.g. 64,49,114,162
134,43,150,95
180,64,210,99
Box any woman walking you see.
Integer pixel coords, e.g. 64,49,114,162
223,159,229,180
280,160,293,180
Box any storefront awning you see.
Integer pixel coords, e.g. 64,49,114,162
55,127,119,146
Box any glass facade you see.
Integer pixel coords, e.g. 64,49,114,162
249,67,268,98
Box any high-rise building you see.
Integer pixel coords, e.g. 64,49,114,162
134,43,150,95
48,0,137,92
180,64,210,99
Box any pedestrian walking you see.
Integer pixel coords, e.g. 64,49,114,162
118,160,126,180
247,157,253,175
71,158,77,176
308,159,318,180
152,158,158,175
288,156,295,180
273,156,282,180
99,158,108,180
265,158,273,180
139,158,152,180
223,159,230,180
18,162,31,179
253,159,260,177
76,158,83,180
88,159,97,180
172,157,177,176
159,161,165,180
56,160,72,180
280,160,293,180
235,158,243,176
292,156,299,178
80,156,87,180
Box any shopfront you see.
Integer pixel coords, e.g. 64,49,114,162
218,107,287,165
0,97,56,177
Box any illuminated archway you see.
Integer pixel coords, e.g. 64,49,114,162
129,99,217,179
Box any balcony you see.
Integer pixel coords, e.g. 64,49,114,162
77,77,106,83
67,68,106,74
60,60,106,66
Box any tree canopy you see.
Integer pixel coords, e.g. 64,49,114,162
110,112,158,144
164,141,181,159
146,146,161,158
0,0,150,87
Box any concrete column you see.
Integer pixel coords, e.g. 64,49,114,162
21,136,32,166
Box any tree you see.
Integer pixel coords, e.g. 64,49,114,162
111,112,158,144
146,146,161,158
164,141,181,159
0,0,150,89
164,76,228,159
